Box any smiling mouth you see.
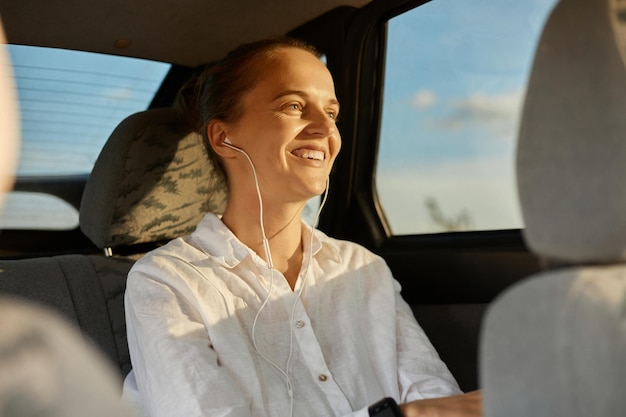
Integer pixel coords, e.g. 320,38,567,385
291,148,325,161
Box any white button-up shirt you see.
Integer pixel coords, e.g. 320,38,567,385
124,213,460,417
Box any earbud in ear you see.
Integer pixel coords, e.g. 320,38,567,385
222,137,245,154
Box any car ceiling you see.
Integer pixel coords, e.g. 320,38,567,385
0,0,372,67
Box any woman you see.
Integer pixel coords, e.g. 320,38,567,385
123,37,481,417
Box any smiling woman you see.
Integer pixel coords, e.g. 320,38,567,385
209,49,340,221
1,0,566,414
123,37,479,417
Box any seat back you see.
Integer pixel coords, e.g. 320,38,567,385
480,0,626,415
0,254,134,374
0,108,227,376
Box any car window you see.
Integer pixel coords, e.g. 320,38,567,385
0,45,170,230
0,192,79,230
376,0,558,235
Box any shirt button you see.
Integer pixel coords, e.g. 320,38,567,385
295,320,305,328
318,374,328,382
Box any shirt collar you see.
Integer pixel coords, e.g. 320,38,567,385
191,213,252,268
191,213,340,268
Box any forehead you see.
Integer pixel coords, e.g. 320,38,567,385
247,47,336,99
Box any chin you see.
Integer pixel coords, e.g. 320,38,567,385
284,174,329,202
294,185,327,203
310,178,329,195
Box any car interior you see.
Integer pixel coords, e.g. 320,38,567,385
0,107,229,376
1,0,621,411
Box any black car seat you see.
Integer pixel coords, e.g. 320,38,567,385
480,0,626,415
0,107,227,377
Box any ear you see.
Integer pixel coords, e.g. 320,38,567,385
207,119,234,158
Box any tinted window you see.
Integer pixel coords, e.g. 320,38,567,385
1,46,170,230
9,45,170,175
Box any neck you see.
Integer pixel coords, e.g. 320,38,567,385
221,196,306,290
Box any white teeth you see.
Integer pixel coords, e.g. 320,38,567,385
292,149,324,161
303,151,324,161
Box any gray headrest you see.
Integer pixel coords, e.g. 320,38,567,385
80,108,227,250
517,0,626,263
481,269,626,417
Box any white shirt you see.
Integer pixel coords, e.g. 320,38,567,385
123,213,460,417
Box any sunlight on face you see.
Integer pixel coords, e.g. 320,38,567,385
0,22,20,206
226,47,341,203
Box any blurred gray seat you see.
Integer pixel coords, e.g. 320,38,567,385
480,0,626,415
0,108,227,377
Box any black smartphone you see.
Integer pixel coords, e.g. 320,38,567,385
368,398,403,417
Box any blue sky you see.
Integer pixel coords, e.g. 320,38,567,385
8,45,170,175
380,0,557,166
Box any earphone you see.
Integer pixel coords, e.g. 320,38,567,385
223,137,273,269
222,136,330,417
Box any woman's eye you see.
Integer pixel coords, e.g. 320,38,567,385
285,103,303,112
327,111,339,121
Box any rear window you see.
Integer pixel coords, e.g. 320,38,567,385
10,45,170,175
0,45,170,230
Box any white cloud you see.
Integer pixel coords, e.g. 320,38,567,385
452,90,522,119
411,90,437,109
434,90,525,139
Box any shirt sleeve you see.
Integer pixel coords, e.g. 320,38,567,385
125,255,253,417
392,278,463,402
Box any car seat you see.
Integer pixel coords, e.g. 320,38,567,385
0,107,227,377
479,0,626,415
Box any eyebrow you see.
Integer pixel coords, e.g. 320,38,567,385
272,90,340,107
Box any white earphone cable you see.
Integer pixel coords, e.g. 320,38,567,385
226,142,293,410
284,176,330,381
226,139,330,417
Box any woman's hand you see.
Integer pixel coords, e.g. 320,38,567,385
399,390,482,417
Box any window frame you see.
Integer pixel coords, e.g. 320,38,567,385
375,0,540,236
319,0,528,251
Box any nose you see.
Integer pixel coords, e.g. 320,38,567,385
305,106,336,137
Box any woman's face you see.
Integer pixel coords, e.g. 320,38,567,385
225,47,341,204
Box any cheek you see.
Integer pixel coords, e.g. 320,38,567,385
331,133,342,158
289,120,310,138
254,117,300,146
